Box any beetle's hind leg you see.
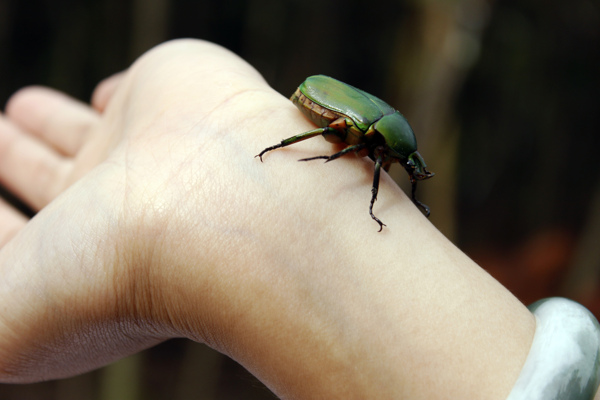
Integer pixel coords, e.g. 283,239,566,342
298,142,368,163
255,128,326,161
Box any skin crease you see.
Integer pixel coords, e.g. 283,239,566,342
0,39,536,399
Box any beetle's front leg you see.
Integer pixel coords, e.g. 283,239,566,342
369,154,386,232
255,127,327,161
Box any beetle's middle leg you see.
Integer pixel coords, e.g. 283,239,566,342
256,127,328,161
298,142,368,163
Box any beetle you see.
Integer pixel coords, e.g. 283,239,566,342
256,75,434,232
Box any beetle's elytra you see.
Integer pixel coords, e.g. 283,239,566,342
256,75,434,232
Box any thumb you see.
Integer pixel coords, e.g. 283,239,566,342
91,72,125,113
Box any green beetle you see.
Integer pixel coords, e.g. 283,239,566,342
256,75,434,231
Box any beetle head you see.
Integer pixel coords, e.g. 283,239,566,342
405,151,434,181
372,113,434,181
373,113,418,159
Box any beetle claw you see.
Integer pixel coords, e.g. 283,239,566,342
417,201,431,217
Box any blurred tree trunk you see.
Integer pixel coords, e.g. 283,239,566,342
174,342,223,400
130,0,170,60
388,0,492,240
99,353,143,400
56,372,97,400
562,180,600,309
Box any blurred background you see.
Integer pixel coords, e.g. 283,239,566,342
0,0,599,398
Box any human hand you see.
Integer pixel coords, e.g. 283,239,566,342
0,39,534,399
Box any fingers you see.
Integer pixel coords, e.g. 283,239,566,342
91,72,124,113
0,197,27,247
0,115,69,210
0,86,103,210
5,86,99,157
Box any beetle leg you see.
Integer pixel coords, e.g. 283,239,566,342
298,142,368,163
411,179,431,217
255,128,327,161
369,154,386,232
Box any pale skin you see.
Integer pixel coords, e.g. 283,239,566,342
0,39,536,399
